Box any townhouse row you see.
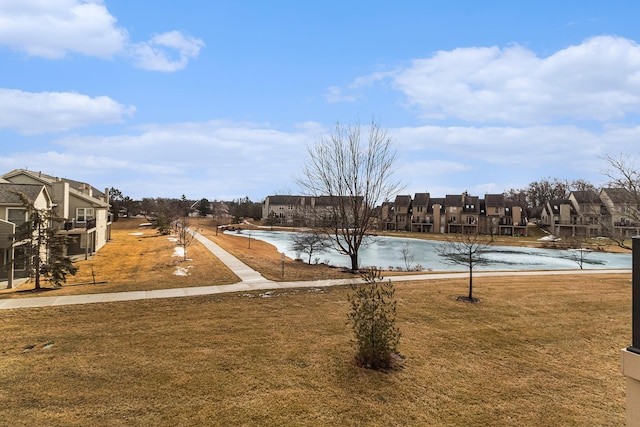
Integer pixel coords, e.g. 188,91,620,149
263,187,640,239
540,188,640,238
0,169,111,288
262,193,527,236
380,192,528,236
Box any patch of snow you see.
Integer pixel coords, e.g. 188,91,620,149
129,232,144,236
174,266,192,276
173,246,185,257
167,237,178,242
139,223,153,227
538,235,561,241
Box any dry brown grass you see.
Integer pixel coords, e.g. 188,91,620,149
0,218,238,297
0,272,630,426
193,218,356,281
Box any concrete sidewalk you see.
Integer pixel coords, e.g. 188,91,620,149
0,229,631,310
191,231,272,284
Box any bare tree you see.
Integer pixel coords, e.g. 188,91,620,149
297,120,403,272
526,177,570,209
210,200,228,235
436,233,492,302
599,154,640,249
563,233,604,269
289,230,331,264
174,215,195,261
400,241,416,271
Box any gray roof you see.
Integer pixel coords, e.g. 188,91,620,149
2,169,105,198
413,192,430,206
571,190,600,204
602,188,636,204
0,183,45,205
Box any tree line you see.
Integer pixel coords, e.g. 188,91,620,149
109,191,262,225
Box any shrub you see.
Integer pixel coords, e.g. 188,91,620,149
348,269,401,369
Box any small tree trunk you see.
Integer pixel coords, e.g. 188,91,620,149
468,265,473,300
35,220,43,290
350,253,359,272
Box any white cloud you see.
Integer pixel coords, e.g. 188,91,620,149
0,0,127,59
49,120,314,198
3,117,638,200
346,36,640,125
0,1,204,71
131,31,205,72
0,89,135,134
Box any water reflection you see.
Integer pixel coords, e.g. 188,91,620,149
229,230,632,271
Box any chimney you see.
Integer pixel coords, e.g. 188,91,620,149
51,180,70,219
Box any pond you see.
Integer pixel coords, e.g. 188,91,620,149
228,230,633,271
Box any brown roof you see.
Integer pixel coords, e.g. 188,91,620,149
484,194,505,207
413,192,430,206
394,195,412,207
444,194,461,206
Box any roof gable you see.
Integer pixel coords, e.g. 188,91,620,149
0,183,47,205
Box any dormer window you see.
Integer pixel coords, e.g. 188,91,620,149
77,208,94,222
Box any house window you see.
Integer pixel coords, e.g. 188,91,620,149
7,208,27,227
76,208,94,222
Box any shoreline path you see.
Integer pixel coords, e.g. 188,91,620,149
0,231,631,310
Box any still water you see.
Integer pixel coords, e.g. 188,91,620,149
229,230,632,271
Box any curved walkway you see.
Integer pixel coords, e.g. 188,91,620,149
0,231,632,310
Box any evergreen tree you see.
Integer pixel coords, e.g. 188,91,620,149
15,193,78,289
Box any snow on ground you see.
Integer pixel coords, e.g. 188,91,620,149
128,232,144,236
167,237,178,242
538,235,561,241
173,246,185,258
174,266,192,276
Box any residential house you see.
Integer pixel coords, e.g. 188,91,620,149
481,194,505,236
262,195,364,227
540,199,575,236
567,190,603,237
504,204,527,237
481,194,527,236
379,200,395,231
391,195,412,231
599,187,640,238
2,169,111,260
446,193,479,234
410,193,430,232
0,182,53,288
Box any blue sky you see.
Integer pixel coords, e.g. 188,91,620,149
1,1,640,202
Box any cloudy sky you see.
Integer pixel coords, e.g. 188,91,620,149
1,1,640,201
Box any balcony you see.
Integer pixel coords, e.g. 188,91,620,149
615,220,640,227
